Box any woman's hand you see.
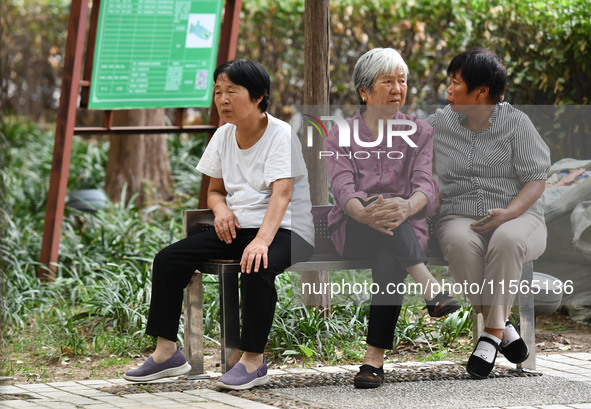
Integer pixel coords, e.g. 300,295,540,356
348,196,411,235
470,208,514,234
240,237,269,274
213,205,241,244
347,196,391,234
469,180,546,235
238,178,291,273
208,177,241,244
372,196,412,228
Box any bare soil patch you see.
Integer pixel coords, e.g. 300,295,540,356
535,310,591,353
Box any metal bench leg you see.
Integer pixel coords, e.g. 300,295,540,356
184,272,205,378
220,269,241,373
472,310,484,342
518,261,536,370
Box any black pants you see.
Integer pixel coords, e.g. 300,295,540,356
343,219,427,350
146,228,313,353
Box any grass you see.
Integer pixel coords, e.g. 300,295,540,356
0,116,473,382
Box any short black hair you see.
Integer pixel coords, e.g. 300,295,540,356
213,59,270,112
447,48,506,103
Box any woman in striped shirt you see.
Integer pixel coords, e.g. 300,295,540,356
428,48,551,379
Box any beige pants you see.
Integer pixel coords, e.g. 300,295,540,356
435,212,547,329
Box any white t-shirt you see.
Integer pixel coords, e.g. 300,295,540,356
196,113,314,246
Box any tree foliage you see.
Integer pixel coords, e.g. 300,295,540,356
2,0,590,155
1,0,70,121
237,0,590,112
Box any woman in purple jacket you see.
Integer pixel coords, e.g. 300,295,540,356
326,48,460,388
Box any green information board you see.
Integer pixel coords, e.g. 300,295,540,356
88,0,223,109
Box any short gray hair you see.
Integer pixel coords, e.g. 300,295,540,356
353,48,409,104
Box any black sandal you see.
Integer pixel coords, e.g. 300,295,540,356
353,364,384,389
426,291,462,318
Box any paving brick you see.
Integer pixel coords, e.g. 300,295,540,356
66,405,115,409
92,395,148,407
190,403,236,409
36,392,69,399
538,361,576,370
541,370,575,377
0,400,49,408
33,402,78,409
542,354,576,361
122,402,169,408
45,382,78,388
53,387,106,397
55,396,99,406
74,380,115,387
13,385,55,393
563,352,591,360
31,391,76,400
0,386,28,394
174,396,211,404
569,370,591,377
148,399,192,409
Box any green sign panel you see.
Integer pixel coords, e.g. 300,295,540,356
88,0,223,109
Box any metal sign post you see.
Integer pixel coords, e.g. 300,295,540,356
39,0,242,278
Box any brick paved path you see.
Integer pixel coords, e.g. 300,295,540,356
2,353,591,409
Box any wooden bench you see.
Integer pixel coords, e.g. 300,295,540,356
182,205,536,378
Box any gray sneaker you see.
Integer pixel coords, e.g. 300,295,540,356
123,347,191,382
216,357,269,390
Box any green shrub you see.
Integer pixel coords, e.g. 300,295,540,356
3,0,590,157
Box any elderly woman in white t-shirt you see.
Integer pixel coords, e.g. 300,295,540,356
124,60,314,390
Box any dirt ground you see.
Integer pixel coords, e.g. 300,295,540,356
2,311,590,384
533,310,591,354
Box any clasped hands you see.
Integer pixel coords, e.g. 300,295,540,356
357,195,412,235
213,206,268,274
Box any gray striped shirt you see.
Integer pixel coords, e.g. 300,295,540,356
427,102,551,217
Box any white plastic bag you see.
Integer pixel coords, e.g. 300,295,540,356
544,177,591,223
571,201,591,262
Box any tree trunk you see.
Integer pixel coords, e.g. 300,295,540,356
301,0,331,314
105,109,174,208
